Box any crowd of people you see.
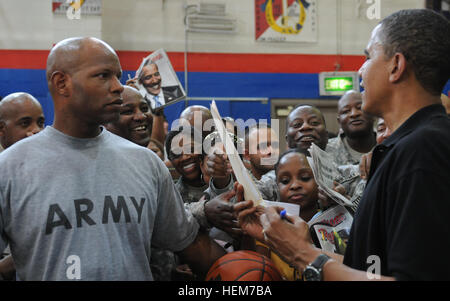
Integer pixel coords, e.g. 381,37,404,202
0,9,449,281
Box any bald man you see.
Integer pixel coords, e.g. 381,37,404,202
104,85,153,147
285,105,329,152
0,92,45,149
0,37,225,281
327,90,376,165
179,105,214,139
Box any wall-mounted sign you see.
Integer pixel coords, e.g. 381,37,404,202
52,0,102,16
255,0,317,42
319,72,360,96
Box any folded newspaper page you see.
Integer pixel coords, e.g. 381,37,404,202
210,101,264,206
308,143,354,207
308,205,353,254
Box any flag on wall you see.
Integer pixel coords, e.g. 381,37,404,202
255,0,317,42
52,0,101,15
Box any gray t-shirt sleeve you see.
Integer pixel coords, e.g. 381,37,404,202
0,190,6,253
151,161,200,252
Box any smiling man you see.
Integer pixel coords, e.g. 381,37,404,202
105,85,153,147
327,90,376,165
166,126,207,204
285,105,328,152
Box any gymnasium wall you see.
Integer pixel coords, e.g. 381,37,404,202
2,0,448,129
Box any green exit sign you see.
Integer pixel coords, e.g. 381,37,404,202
319,72,359,96
324,77,354,91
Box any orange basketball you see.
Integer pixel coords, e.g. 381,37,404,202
205,250,283,281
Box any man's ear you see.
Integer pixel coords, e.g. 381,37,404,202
51,71,71,97
388,53,407,83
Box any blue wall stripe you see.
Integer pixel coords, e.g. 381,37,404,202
1,69,448,129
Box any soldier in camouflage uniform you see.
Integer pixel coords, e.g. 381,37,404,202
327,91,376,166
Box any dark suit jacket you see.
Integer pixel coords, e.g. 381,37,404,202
162,85,184,103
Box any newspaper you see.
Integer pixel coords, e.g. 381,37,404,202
308,143,354,207
308,205,353,254
135,48,186,112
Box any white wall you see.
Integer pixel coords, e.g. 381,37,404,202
102,0,425,54
0,0,101,49
0,0,424,54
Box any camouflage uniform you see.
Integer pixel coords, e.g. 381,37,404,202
254,170,279,202
326,133,376,213
326,132,370,166
176,177,210,229
175,177,209,205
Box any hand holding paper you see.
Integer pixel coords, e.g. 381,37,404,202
210,101,263,206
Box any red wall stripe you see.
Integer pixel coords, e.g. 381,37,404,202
0,49,365,73
0,50,50,70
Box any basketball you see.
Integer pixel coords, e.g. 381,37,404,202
205,250,283,281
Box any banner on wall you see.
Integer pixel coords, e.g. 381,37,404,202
52,0,102,15
255,0,317,42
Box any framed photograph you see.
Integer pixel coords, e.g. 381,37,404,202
135,49,186,112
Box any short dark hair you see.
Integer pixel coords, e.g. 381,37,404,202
274,148,310,176
379,9,450,95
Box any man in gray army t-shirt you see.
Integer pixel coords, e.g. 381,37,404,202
0,37,225,281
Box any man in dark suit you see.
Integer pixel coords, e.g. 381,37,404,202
138,62,183,111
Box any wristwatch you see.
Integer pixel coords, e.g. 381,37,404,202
302,254,330,281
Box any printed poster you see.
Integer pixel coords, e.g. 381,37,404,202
255,0,317,42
